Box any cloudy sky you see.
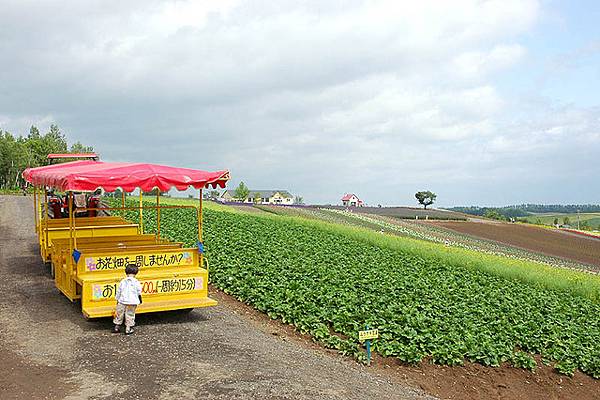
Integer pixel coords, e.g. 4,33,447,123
1,0,599,206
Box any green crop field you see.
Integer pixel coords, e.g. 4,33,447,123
255,205,598,272
523,213,600,229
113,197,600,378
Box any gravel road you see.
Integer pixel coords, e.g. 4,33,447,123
0,195,434,400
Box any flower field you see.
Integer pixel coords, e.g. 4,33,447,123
320,205,467,220
113,198,600,378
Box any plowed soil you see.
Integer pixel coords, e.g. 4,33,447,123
432,221,600,270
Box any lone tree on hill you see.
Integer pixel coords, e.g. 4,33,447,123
234,181,250,201
415,191,437,209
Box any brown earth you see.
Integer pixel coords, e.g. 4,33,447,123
1,195,599,400
431,220,600,269
215,289,600,400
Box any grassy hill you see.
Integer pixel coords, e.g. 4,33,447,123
523,213,600,229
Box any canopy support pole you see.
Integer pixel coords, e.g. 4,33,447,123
156,191,161,241
33,186,38,234
121,190,125,219
198,189,203,243
68,193,74,271
198,188,204,272
139,191,144,234
72,194,77,250
43,189,48,253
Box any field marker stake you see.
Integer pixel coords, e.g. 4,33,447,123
359,325,379,366
366,326,371,366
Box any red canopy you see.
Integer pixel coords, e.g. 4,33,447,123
23,160,230,192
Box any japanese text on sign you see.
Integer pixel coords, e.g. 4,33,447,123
91,277,204,301
359,329,379,341
85,251,193,271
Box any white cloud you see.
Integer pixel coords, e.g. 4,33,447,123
0,114,56,135
2,0,599,205
452,44,526,79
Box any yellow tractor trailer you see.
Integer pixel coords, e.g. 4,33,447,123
23,158,230,318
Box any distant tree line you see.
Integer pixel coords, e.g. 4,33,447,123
450,204,600,219
0,125,94,190
449,206,530,219
515,204,600,213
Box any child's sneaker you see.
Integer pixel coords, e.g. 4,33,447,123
125,327,134,335
112,325,121,333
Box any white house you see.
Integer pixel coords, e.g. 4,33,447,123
221,190,294,205
341,193,364,207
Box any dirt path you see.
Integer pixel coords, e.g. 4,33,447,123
0,195,433,400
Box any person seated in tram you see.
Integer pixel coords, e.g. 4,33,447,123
61,192,88,218
46,188,63,219
87,189,104,217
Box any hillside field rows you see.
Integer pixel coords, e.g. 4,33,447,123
319,205,467,220
115,198,600,379
256,205,599,273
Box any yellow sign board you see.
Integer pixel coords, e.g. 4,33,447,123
359,329,379,341
91,277,204,301
84,251,194,271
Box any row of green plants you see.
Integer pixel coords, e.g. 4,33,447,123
258,205,598,273
111,198,600,378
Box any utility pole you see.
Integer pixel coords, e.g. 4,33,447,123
577,209,580,230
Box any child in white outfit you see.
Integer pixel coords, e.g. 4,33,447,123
113,265,143,335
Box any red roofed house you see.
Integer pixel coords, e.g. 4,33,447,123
341,193,364,207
